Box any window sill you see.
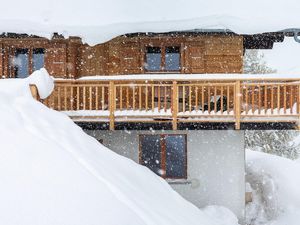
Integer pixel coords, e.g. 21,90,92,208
166,179,192,185
144,71,181,74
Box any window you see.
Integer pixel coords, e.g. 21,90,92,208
33,48,45,71
12,48,45,78
145,46,180,72
165,47,180,71
14,49,29,78
139,134,187,179
145,47,161,71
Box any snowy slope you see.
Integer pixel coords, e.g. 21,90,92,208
246,150,300,225
1,0,300,44
0,70,239,225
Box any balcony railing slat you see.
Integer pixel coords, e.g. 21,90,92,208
289,86,292,113
227,86,230,115
139,86,142,111
151,85,154,112
202,86,205,114
264,86,267,115
283,85,286,114
145,85,148,111
258,85,261,115
277,85,280,114
251,85,255,114
220,86,223,114
182,86,185,113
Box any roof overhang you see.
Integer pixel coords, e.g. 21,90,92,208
0,29,298,50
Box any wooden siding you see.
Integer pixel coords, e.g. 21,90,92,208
0,37,81,79
78,43,109,76
0,34,243,78
77,35,243,76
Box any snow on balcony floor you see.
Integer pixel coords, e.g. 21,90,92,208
178,110,235,116
62,108,172,117
62,107,298,118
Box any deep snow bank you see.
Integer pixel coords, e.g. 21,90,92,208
0,70,239,225
246,150,300,225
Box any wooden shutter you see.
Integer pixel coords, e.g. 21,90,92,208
185,42,205,73
45,45,67,77
120,45,141,74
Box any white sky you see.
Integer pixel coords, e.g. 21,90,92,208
260,37,300,74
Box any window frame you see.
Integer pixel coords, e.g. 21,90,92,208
139,134,187,179
144,45,182,73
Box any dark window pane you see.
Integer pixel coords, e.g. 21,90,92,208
33,48,45,71
14,49,29,78
165,135,186,178
140,135,162,176
145,47,161,71
165,46,180,71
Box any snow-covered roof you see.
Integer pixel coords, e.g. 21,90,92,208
1,0,300,45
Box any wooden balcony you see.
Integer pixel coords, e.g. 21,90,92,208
41,76,300,130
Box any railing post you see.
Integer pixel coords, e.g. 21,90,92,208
235,81,241,130
29,84,39,100
172,81,178,130
109,81,115,130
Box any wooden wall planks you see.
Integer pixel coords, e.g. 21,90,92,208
0,34,243,79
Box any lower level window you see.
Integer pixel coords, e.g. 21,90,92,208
139,134,187,179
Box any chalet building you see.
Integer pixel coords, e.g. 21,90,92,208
4,30,300,222
2,31,297,132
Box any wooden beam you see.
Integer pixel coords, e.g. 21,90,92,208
29,84,39,100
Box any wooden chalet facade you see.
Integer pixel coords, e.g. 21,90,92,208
3,31,300,130
0,32,246,79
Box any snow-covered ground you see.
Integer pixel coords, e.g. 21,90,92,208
246,150,300,225
0,69,239,225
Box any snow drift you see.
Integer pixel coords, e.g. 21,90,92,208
0,69,239,225
246,150,300,225
1,0,300,44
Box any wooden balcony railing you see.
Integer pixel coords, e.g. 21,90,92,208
41,79,300,130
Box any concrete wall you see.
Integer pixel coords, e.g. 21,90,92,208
85,130,245,220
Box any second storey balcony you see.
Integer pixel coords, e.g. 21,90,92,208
40,74,300,130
